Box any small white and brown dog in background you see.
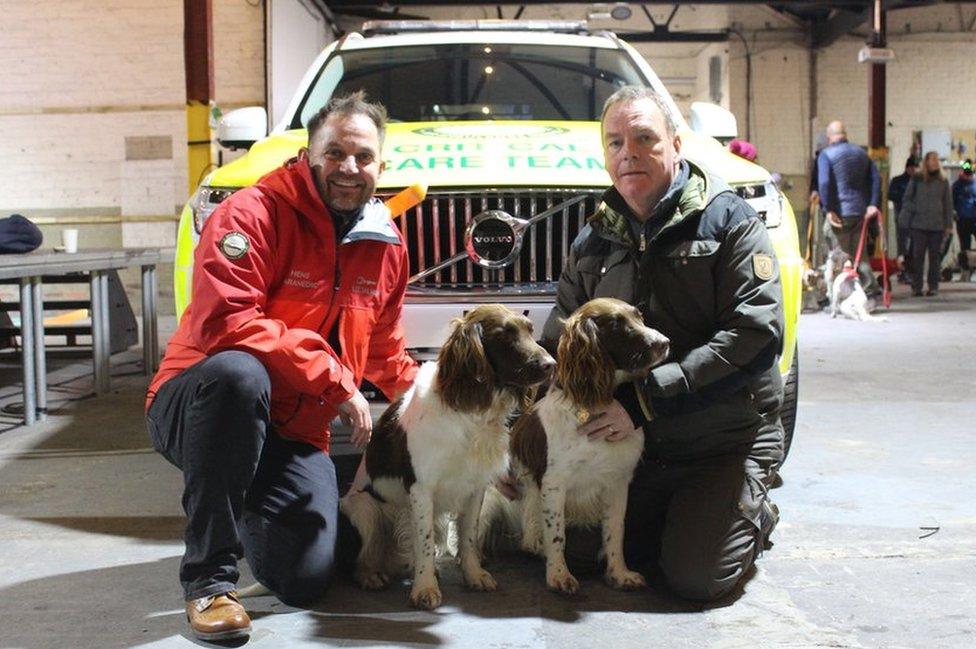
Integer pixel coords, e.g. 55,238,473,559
487,298,669,595
828,253,887,322
340,304,555,610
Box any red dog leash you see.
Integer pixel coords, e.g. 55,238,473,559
851,213,892,308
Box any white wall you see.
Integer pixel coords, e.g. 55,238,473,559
0,0,187,218
0,0,266,222
268,0,332,129
2,2,975,219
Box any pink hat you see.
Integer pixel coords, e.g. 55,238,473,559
729,139,757,162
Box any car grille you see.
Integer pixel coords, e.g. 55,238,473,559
390,189,604,288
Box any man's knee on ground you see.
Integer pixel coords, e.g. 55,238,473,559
205,351,271,408
660,552,748,603
269,559,336,608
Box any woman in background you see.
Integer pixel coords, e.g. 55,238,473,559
900,151,953,296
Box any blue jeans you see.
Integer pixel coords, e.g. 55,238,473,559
146,350,341,606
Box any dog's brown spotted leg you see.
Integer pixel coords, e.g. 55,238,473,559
541,479,578,595
602,482,646,590
408,486,442,609
459,487,497,591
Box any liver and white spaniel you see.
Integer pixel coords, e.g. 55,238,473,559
505,297,669,595
340,304,555,609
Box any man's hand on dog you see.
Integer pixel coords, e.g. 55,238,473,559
338,389,373,449
578,401,637,443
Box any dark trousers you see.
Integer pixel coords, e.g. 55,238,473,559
896,223,912,272
146,350,340,606
831,219,882,296
910,229,945,293
623,417,780,603
958,220,976,269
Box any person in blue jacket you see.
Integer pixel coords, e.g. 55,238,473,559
953,158,976,275
818,120,883,300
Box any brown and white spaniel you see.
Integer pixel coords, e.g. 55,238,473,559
500,297,669,595
340,304,555,609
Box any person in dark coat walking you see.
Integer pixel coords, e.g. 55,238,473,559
540,86,785,603
900,151,954,296
890,156,918,281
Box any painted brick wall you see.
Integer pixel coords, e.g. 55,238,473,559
0,0,267,218
0,0,187,215
2,1,974,218
213,0,266,108
727,4,976,177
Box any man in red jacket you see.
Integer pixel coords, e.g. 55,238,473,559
145,92,417,641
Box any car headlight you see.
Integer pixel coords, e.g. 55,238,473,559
190,185,238,233
735,181,783,228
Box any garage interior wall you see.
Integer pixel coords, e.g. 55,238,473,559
268,0,332,129
1,2,975,315
0,0,264,313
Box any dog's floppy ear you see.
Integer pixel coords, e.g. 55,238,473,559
557,315,615,410
437,316,494,412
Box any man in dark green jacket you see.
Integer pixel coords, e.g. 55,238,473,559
541,86,785,602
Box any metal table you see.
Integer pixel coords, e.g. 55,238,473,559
0,247,172,425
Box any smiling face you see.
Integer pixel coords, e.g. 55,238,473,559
602,98,682,221
304,112,385,213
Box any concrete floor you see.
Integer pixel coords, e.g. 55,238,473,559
1,282,974,648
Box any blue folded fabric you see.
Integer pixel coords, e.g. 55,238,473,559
0,214,43,253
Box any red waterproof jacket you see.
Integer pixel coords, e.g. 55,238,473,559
147,157,418,451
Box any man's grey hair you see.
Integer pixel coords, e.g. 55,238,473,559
306,90,388,145
600,86,677,137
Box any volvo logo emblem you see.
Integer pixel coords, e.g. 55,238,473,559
464,210,528,269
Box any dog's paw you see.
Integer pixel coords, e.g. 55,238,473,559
463,567,498,591
355,570,390,590
546,568,579,596
409,583,443,610
605,568,646,591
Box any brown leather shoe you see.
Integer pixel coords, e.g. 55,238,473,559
185,591,251,641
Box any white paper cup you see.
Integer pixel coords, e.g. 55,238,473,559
61,228,79,253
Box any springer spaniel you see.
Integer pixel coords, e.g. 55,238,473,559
340,304,555,609
493,298,669,595
826,250,887,322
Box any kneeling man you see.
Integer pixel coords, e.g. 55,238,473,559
146,92,417,640
542,86,785,602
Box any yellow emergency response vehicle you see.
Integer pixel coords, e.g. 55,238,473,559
176,21,802,455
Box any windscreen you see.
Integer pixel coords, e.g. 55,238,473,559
293,42,648,128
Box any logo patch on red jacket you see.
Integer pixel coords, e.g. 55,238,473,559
219,232,250,260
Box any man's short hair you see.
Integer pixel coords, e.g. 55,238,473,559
306,90,388,145
600,86,677,138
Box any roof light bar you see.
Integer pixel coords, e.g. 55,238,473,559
361,20,590,35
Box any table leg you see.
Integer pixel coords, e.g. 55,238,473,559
31,277,47,421
19,278,36,426
141,265,157,375
89,272,105,394
149,265,159,371
99,271,111,393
